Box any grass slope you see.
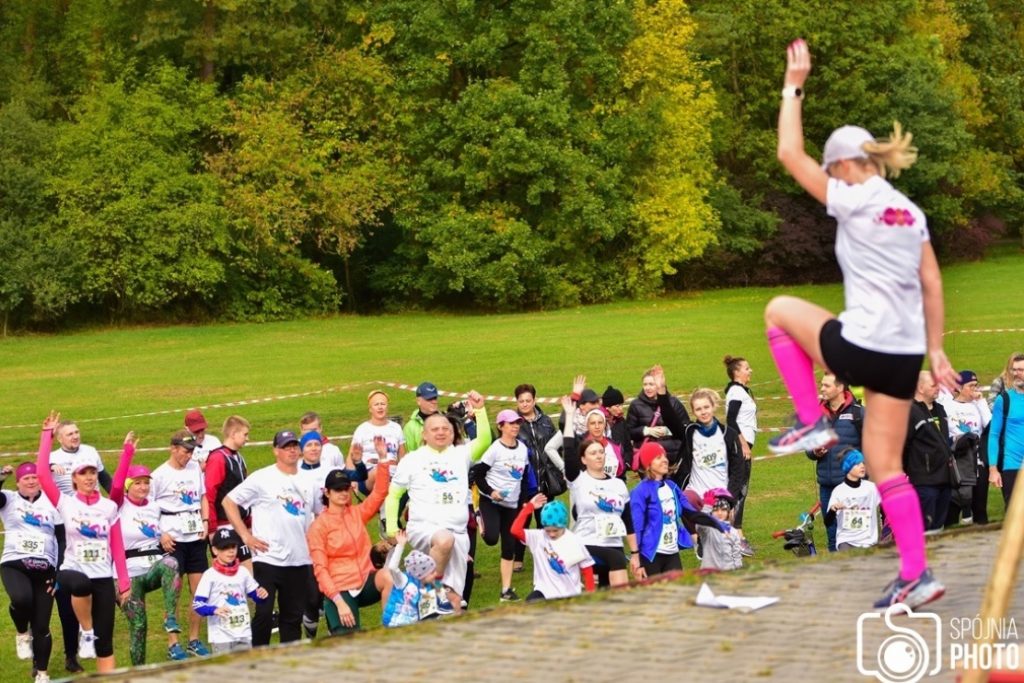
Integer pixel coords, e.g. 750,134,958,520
0,247,1021,679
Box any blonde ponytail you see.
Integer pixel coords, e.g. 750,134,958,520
862,121,918,179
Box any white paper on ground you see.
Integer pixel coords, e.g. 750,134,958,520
695,582,780,612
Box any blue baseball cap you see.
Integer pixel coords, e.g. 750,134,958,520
416,382,439,399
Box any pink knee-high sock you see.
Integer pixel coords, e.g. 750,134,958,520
878,474,927,581
766,327,822,424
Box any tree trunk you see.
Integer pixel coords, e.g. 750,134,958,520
200,1,216,83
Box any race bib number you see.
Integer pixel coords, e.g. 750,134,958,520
418,586,438,620
603,460,617,478
842,510,870,531
435,490,459,506
14,531,48,556
75,540,109,565
661,527,677,547
224,604,251,636
596,513,626,539
699,448,725,469
178,510,204,535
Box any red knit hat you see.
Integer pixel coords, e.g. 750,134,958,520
637,442,667,470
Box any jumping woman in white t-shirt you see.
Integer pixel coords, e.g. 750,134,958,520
766,39,958,609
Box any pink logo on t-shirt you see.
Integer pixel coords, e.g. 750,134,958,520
877,207,915,226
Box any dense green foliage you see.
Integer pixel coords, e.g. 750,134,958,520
0,0,1021,328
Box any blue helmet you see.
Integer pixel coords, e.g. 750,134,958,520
540,500,568,529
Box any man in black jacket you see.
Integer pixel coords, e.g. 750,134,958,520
903,372,954,531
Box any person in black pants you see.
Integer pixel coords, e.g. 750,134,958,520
223,430,317,646
1,462,60,683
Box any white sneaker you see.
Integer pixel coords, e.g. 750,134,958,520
35,672,50,683
78,630,96,660
961,516,974,525
15,632,32,660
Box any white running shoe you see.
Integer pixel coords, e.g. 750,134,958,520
35,672,51,683
15,632,33,660
78,630,97,660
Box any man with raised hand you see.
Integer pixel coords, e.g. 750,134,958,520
223,430,318,646
386,391,491,614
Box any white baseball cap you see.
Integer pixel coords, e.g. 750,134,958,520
821,125,874,169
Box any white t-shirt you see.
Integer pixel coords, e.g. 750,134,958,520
193,434,223,467
0,491,59,566
481,440,530,509
725,384,757,445
117,498,164,578
350,421,405,471
687,429,729,498
57,494,120,579
827,176,929,354
194,565,261,644
937,394,991,442
392,444,472,532
296,463,333,516
655,485,679,554
50,445,105,496
320,442,346,470
151,461,206,542
831,480,881,549
568,473,630,548
523,528,594,599
227,465,317,567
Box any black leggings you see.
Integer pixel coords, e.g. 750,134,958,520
479,497,519,561
56,570,116,658
54,525,80,659
640,552,682,577
1001,470,1019,509
2,560,56,672
252,563,309,647
734,456,752,529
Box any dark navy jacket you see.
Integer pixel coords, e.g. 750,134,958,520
806,391,863,487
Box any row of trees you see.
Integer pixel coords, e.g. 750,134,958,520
0,0,1021,331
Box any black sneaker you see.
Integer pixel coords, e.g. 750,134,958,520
302,616,318,640
499,587,520,602
65,656,84,674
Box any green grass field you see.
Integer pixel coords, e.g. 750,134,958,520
0,246,1021,680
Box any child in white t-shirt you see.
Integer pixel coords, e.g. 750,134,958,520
192,529,268,654
511,494,595,600
826,450,881,550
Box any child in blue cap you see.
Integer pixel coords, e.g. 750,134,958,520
510,494,596,601
825,449,881,550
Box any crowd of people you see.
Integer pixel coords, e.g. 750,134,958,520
2,349,1017,679
2,38,1023,680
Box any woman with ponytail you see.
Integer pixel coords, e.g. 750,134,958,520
765,39,958,609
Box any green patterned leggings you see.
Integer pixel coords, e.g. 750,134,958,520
119,555,181,666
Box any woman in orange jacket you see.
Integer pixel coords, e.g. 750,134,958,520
306,437,392,634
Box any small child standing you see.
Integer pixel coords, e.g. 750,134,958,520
381,530,441,627
510,494,596,601
697,488,743,571
192,529,268,654
826,450,881,550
